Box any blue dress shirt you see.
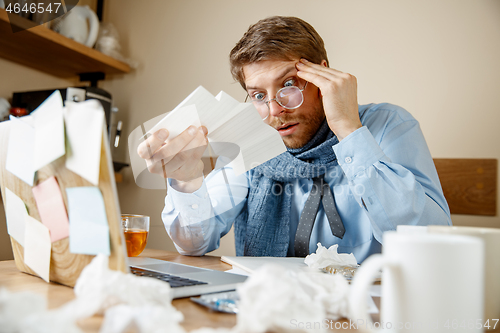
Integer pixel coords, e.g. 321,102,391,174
161,103,452,262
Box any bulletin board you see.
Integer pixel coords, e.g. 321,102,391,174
0,120,128,287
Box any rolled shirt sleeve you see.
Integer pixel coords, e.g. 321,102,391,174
162,160,248,256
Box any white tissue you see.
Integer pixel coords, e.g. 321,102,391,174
99,304,185,333
65,254,185,333
0,288,82,333
295,271,351,320
0,288,46,333
191,328,234,333
1,253,352,333
235,264,350,333
0,255,185,333
304,243,358,270
69,254,178,318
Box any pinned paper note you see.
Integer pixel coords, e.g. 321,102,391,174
24,215,51,283
4,188,28,246
67,187,110,256
32,176,69,242
5,115,35,185
31,90,65,170
64,100,104,185
5,91,65,185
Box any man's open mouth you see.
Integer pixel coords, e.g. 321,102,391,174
277,123,299,136
277,123,298,130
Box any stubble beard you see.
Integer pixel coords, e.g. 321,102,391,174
270,104,326,149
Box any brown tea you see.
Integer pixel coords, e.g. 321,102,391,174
123,228,148,257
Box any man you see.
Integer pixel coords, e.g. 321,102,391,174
138,16,451,262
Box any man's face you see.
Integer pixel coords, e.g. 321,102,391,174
243,59,326,149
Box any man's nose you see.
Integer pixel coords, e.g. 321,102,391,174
268,99,286,117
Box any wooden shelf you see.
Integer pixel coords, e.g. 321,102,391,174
0,8,131,78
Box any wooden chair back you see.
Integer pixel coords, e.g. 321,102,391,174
433,158,497,216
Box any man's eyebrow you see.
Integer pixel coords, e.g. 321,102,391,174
246,64,297,90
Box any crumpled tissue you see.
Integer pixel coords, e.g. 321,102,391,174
68,254,178,318
2,252,353,333
65,254,184,333
304,243,359,279
99,304,185,333
0,288,82,333
0,254,185,333
234,264,350,333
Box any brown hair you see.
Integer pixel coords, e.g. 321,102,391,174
229,16,329,89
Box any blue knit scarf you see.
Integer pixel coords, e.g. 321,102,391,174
234,120,340,256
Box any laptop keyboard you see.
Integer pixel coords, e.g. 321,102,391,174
130,267,208,288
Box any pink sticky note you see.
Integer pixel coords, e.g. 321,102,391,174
32,176,69,242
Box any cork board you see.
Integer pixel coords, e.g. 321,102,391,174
0,120,128,287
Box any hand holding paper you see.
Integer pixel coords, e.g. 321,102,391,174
130,86,286,189
136,106,209,189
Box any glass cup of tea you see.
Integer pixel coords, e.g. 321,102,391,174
121,214,150,257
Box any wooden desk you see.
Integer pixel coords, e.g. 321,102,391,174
4,250,499,332
0,249,363,332
0,249,237,331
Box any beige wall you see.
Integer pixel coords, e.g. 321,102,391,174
1,0,499,259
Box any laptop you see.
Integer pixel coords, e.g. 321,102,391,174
128,256,247,299
0,104,246,299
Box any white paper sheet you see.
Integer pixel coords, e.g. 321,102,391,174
24,215,51,283
224,267,250,276
67,187,110,256
221,256,307,274
142,86,286,176
5,115,35,186
4,188,28,247
145,105,200,141
31,90,65,171
64,100,104,185
208,103,285,175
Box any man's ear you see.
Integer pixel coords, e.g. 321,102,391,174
321,59,328,67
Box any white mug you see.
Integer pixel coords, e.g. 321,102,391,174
350,231,484,332
428,225,500,325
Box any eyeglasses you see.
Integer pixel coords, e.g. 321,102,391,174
247,81,308,121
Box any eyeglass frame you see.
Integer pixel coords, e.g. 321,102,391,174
245,80,308,121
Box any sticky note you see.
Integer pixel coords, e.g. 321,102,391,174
32,90,65,170
4,188,28,247
64,100,104,185
24,215,51,283
32,176,69,242
5,115,35,186
67,187,110,256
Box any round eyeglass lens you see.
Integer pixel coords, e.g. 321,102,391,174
276,86,304,109
257,107,269,120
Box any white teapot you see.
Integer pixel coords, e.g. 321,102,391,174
53,6,99,48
